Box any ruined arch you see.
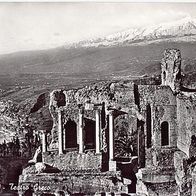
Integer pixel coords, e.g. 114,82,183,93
54,90,66,107
84,118,96,150
64,119,77,149
161,121,169,146
146,104,152,148
114,113,133,158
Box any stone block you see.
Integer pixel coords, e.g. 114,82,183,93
109,161,117,171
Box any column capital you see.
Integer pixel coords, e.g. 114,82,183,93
40,130,47,134
84,102,94,110
58,108,64,113
94,103,103,110
78,104,84,114
79,108,84,114
107,109,115,116
106,106,116,114
108,107,115,166
57,109,62,117
94,105,102,111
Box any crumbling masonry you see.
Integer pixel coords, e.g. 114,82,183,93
19,49,196,196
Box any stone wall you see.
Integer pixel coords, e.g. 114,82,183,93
0,157,28,185
146,147,178,168
18,171,127,195
177,94,196,157
174,151,191,196
137,168,178,196
43,150,102,171
48,81,139,157
138,85,177,168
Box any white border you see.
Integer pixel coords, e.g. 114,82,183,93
0,0,196,2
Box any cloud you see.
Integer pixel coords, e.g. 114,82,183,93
0,3,195,54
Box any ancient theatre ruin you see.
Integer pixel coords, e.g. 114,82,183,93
19,49,196,196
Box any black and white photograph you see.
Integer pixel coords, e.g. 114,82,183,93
0,2,196,195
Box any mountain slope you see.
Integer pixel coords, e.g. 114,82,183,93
0,17,196,78
0,41,196,76
73,17,196,48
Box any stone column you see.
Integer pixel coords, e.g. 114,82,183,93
79,108,84,153
108,110,116,171
41,130,47,153
137,126,140,167
95,109,101,154
58,110,63,155
109,111,114,161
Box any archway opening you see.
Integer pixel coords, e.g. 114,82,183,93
64,119,77,149
146,104,152,148
84,118,95,150
54,90,66,107
162,71,166,84
161,121,169,146
114,114,134,160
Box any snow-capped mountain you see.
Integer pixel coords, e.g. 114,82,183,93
72,16,196,48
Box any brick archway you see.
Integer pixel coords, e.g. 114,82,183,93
64,119,78,149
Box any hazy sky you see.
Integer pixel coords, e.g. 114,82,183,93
0,3,196,54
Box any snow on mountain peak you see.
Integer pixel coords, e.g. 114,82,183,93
71,16,196,48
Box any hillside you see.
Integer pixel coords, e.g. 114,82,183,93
0,41,196,77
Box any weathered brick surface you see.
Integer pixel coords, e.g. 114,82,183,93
43,150,102,171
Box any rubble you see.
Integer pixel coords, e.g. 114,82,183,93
15,49,196,195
